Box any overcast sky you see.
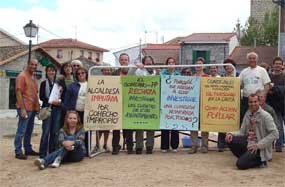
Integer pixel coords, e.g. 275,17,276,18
0,0,250,63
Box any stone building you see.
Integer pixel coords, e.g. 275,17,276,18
39,38,109,64
250,0,277,23
179,33,239,65
0,28,25,47
0,46,61,109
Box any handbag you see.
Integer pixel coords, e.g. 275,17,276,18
38,107,51,120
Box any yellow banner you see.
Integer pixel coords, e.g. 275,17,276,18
200,77,240,132
84,76,122,130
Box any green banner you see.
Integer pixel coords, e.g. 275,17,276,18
122,76,160,129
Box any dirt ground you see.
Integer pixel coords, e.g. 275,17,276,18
0,122,285,187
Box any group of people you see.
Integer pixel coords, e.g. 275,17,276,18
14,51,284,170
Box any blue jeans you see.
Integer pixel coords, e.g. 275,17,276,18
14,109,36,155
275,113,284,151
49,107,62,153
43,135,84,166
39,116,51,158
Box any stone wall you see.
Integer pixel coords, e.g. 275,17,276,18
0,51,56,109
250,0,277,23
0,32,22,47
0,77,9,109
181,43,229,65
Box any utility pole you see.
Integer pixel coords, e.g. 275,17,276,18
273,0,285,60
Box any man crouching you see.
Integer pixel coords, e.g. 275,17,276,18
225,93,278,170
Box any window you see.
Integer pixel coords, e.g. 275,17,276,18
192,50,210,64
88,51,92,60
80,50,84,57
96,53,100,61
57,49,63,58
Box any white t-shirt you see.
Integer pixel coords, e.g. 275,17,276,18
239,66,271,97
75,82,87,111
135,68,156,76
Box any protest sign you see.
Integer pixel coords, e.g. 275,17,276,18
84,76,122,130
200,77,240,132
160,75,200,130
122,76,160,129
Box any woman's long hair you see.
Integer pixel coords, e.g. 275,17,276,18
63,111,83,133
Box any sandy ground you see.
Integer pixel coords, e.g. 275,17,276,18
0,118,285,187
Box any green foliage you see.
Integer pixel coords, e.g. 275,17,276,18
238,7,278,47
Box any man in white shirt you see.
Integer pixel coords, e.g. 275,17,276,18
239,52,271,122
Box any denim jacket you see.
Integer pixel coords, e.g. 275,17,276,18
58,127,86,154
64,81,81,110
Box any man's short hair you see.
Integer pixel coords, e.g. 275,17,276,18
246,52,258,60
196,57,205,63
272,56,283,64
119,53,130,61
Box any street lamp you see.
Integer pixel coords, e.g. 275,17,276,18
23,20,38,62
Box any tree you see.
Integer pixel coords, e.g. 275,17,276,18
236,7,279,47
262,7,279,46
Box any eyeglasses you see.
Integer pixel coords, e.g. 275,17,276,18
77,72,86,75
72,64,80,67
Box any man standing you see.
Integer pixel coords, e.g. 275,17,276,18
14,59,40,159
267,57,285,152
225,94,278,170
112,53,135,154
239,52,271,122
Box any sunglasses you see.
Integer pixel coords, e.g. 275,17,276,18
72,64,80,67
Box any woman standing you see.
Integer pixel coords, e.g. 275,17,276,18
64,67,89,155
39,64,57,158
160,57,180,153
34,111,85,169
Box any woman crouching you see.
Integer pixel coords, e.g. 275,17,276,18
34,111,85,169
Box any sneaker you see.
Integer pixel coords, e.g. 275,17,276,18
146,147,153,154
34,158,45,170
51,156,62,168
260,161,267,168
15,153,27,160
188,146,197,154
103,144,110,153
91,146,100,154
172,149,178,153
200,146,208,153
25,150,39,156
161,149,168,153
136,148,143,154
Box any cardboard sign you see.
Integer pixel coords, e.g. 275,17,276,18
84,76,122,130
122,76,160,129
160,75,200,130
200,77,240,132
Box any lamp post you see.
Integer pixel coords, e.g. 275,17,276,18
272,0,285,60
23,20,38,62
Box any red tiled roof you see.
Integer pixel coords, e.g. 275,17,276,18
143,44,180,50
229,46,278,65
39,38,109,52
182,33,236,43
142,44,180,64
0,46,61,67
